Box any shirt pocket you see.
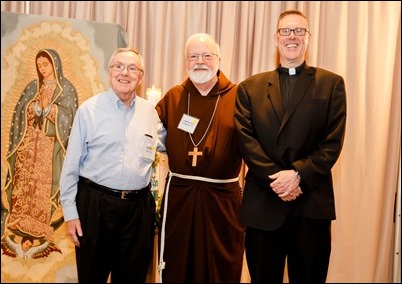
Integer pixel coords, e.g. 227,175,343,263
140,133,156,161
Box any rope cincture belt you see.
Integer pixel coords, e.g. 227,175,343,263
157,171,240,283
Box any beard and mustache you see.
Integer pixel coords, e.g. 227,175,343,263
188,64,217,84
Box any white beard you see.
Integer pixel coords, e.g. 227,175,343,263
188,65,215,84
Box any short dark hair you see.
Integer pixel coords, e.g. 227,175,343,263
21,235,34,244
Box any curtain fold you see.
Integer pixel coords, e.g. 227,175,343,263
1,1,400,283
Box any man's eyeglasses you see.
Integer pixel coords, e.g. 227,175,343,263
187,52,218,62
109,63,143,74
277,28,310,36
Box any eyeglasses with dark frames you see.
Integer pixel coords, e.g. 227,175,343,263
277,28,310,36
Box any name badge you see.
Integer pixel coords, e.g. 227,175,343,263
178,114,199,134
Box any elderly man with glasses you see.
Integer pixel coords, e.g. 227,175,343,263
60,47,166,283
156,33,245,283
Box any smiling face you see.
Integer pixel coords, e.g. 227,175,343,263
108,50,144,106
274,13,311,68
185,34,220,85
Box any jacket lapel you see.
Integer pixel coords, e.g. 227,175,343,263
267,73,285,123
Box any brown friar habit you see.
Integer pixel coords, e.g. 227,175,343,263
156,70,245,283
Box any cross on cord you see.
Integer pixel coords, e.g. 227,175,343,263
188,146,202,167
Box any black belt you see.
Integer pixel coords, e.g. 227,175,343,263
79,176,150,200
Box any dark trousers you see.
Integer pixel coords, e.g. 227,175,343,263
75,181,156,283
245,216,331,283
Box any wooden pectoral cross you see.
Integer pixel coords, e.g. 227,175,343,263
188,146,202,167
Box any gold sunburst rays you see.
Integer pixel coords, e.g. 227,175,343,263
1,20,106,188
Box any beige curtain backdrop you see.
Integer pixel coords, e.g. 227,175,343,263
1,1,401,283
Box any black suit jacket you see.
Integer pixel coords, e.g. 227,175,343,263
234,63,347,231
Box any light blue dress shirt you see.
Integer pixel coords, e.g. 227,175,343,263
60,89,166,221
